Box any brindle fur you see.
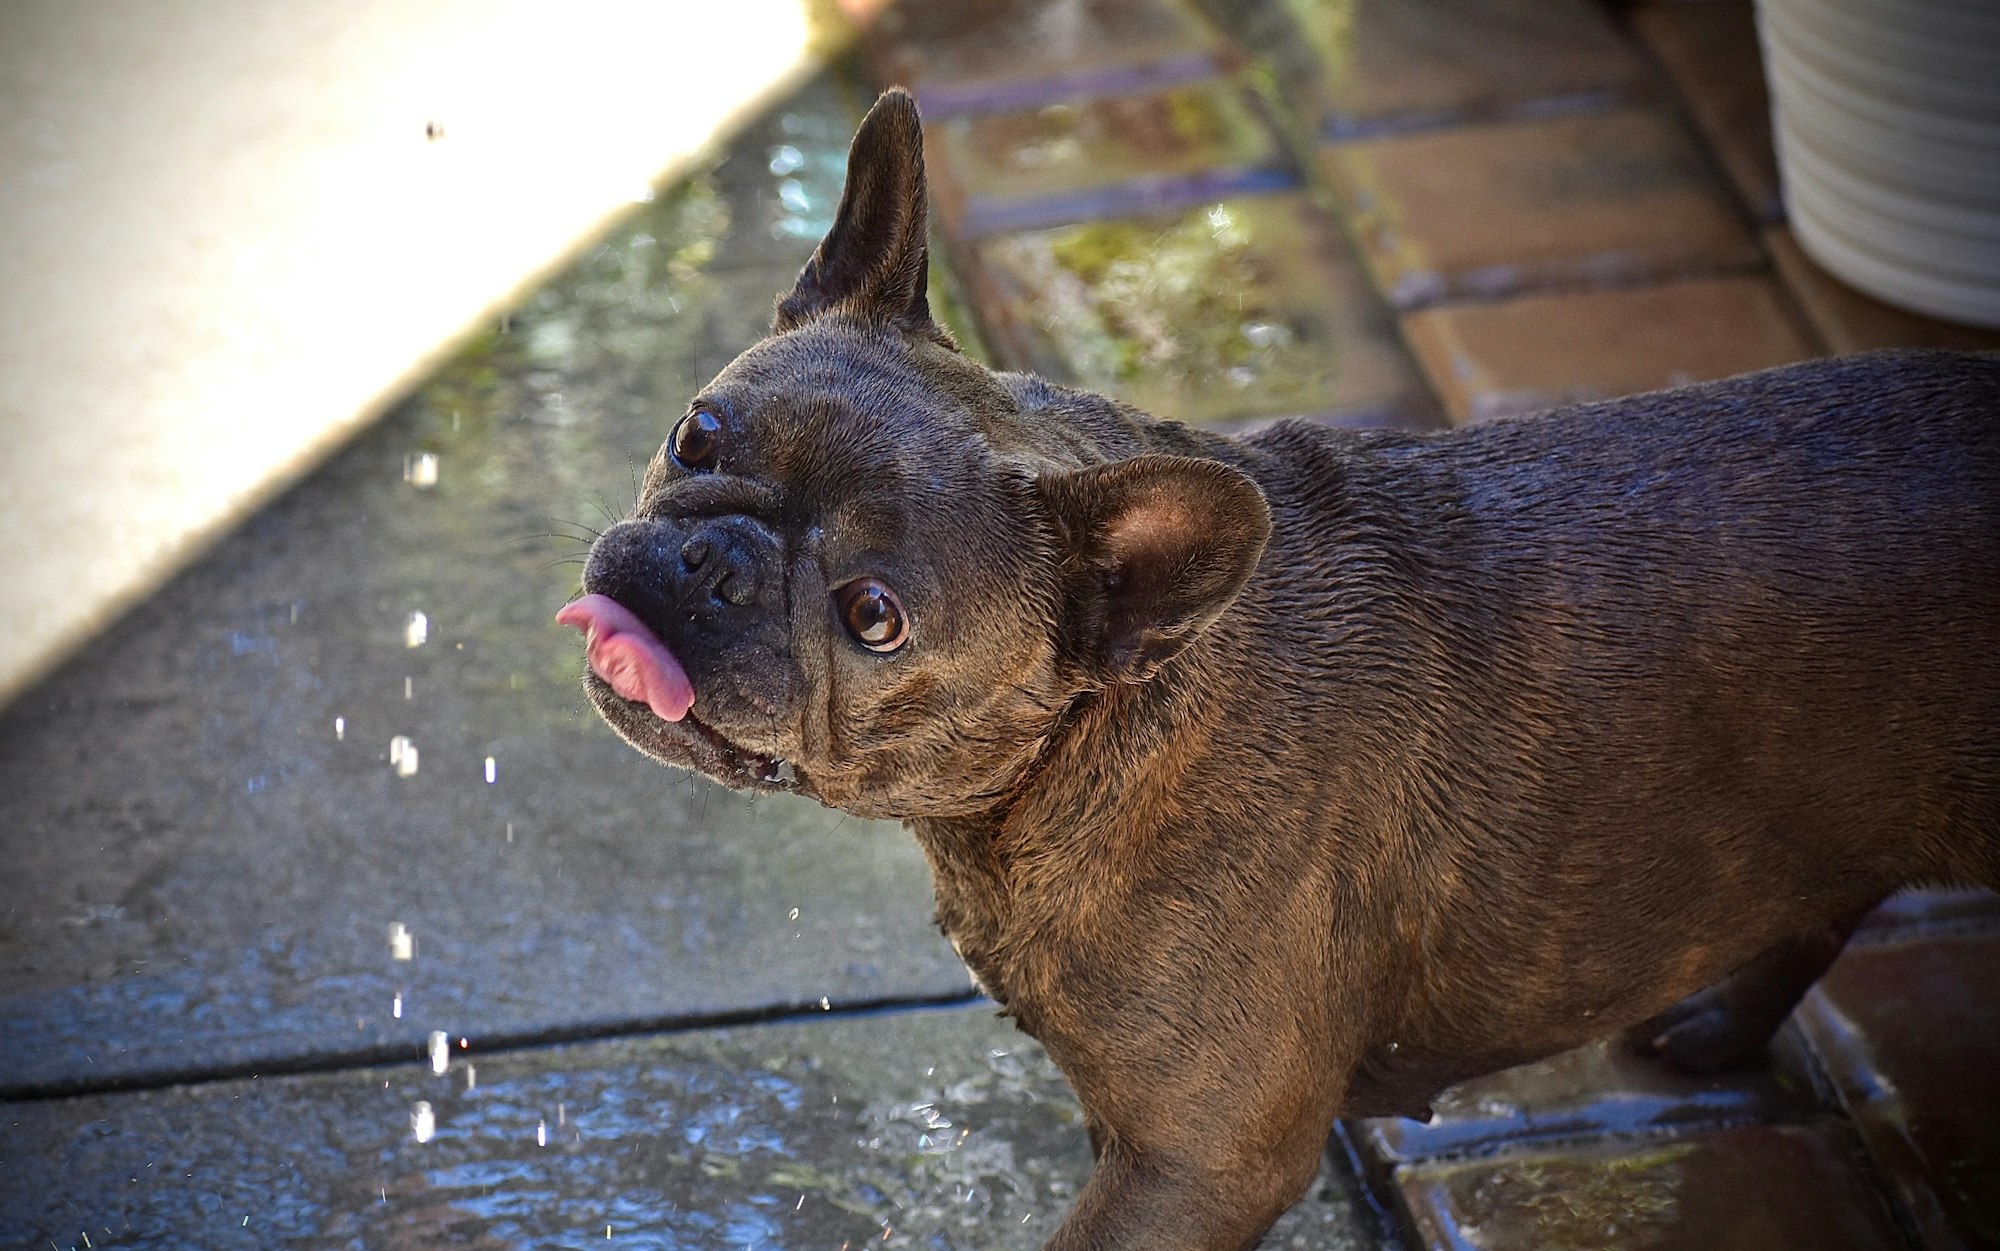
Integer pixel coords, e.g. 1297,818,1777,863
571,90,2000,1250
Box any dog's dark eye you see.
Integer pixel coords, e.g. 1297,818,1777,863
837,578,908,653
670,409,723,472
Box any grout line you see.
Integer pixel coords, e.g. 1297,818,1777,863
0,988,988,1105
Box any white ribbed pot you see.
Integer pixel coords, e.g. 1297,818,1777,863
1757,0,2000,328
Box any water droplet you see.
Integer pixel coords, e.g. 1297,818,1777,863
404,676,414,701
429,1030,450,1075
411,1101,435,1143
390,736,419,777
819,997,831,1011
404,612,429,648
537,1119,548,1147
788,907,800,921
484,756,497,784
392,992,403,1018
388,922,414,961
768,144,804,175
404,452,439,488
465,1064,477,1090
334,716,345,741
505,822,515,843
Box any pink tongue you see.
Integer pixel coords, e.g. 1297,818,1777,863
555,594,695,722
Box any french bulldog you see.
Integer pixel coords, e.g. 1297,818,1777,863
558,89,2000,1250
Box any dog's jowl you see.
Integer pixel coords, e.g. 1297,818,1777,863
559,89,2000,1251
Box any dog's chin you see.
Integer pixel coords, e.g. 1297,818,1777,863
582,674,812,798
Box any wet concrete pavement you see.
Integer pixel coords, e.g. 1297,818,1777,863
0,1004,1362,1250
8,2,2000,1248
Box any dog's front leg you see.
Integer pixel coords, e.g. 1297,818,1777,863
1039,1048,1345,1251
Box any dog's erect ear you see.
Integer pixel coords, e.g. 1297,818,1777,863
774,88,951,345
1042,456,1271,683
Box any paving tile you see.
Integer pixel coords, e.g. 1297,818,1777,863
0,92,976,1095
926,79,1295,240
1796,929,2000,1249
856,0,1230,119
1324,107,1762,309
1630,1,1784,223
1767,226,2000,356
1202,0,1648,138
1401,276,1819,423
1392,1123,1908,1251
0,1005,1381,1250
971,192,1432,428
1355,1035,1823,1167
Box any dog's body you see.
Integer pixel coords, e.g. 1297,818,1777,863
560,91,2000,1250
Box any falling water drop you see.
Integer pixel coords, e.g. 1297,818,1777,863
392,992,403,1019
404,452,439,488
411,1101,436,1143
405,612,429,648
429,1031,450,1075
390,736,419,777
334,717,345,741
537,1119,548,1147
389,922,414,961
484,756,497,784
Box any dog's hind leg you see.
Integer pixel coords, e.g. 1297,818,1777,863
1626,904,1871,1074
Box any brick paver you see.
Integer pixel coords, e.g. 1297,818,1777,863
856,0,1227,118
926,79,1292,239
1798,918,2000,1248
1768,226,2000,356
1629,0,1784,223
1323,108,1762,309
1400,275,1818,423
1392,1124,1909,1251
972,192,1434,429
1275,0,1649,139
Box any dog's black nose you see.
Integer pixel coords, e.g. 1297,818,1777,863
680,517,764,607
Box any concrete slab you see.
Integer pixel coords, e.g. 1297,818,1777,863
0,1005,1383,1250
0,74,980,1096
0,0,825,709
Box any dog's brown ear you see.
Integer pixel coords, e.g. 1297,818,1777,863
1042,456,1271,682
774,87,951,346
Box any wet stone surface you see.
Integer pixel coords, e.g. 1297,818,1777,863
1,1005,1383,1251
0,69,980,1095
972,192,1432,429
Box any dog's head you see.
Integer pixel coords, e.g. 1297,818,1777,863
559,90,1270,819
